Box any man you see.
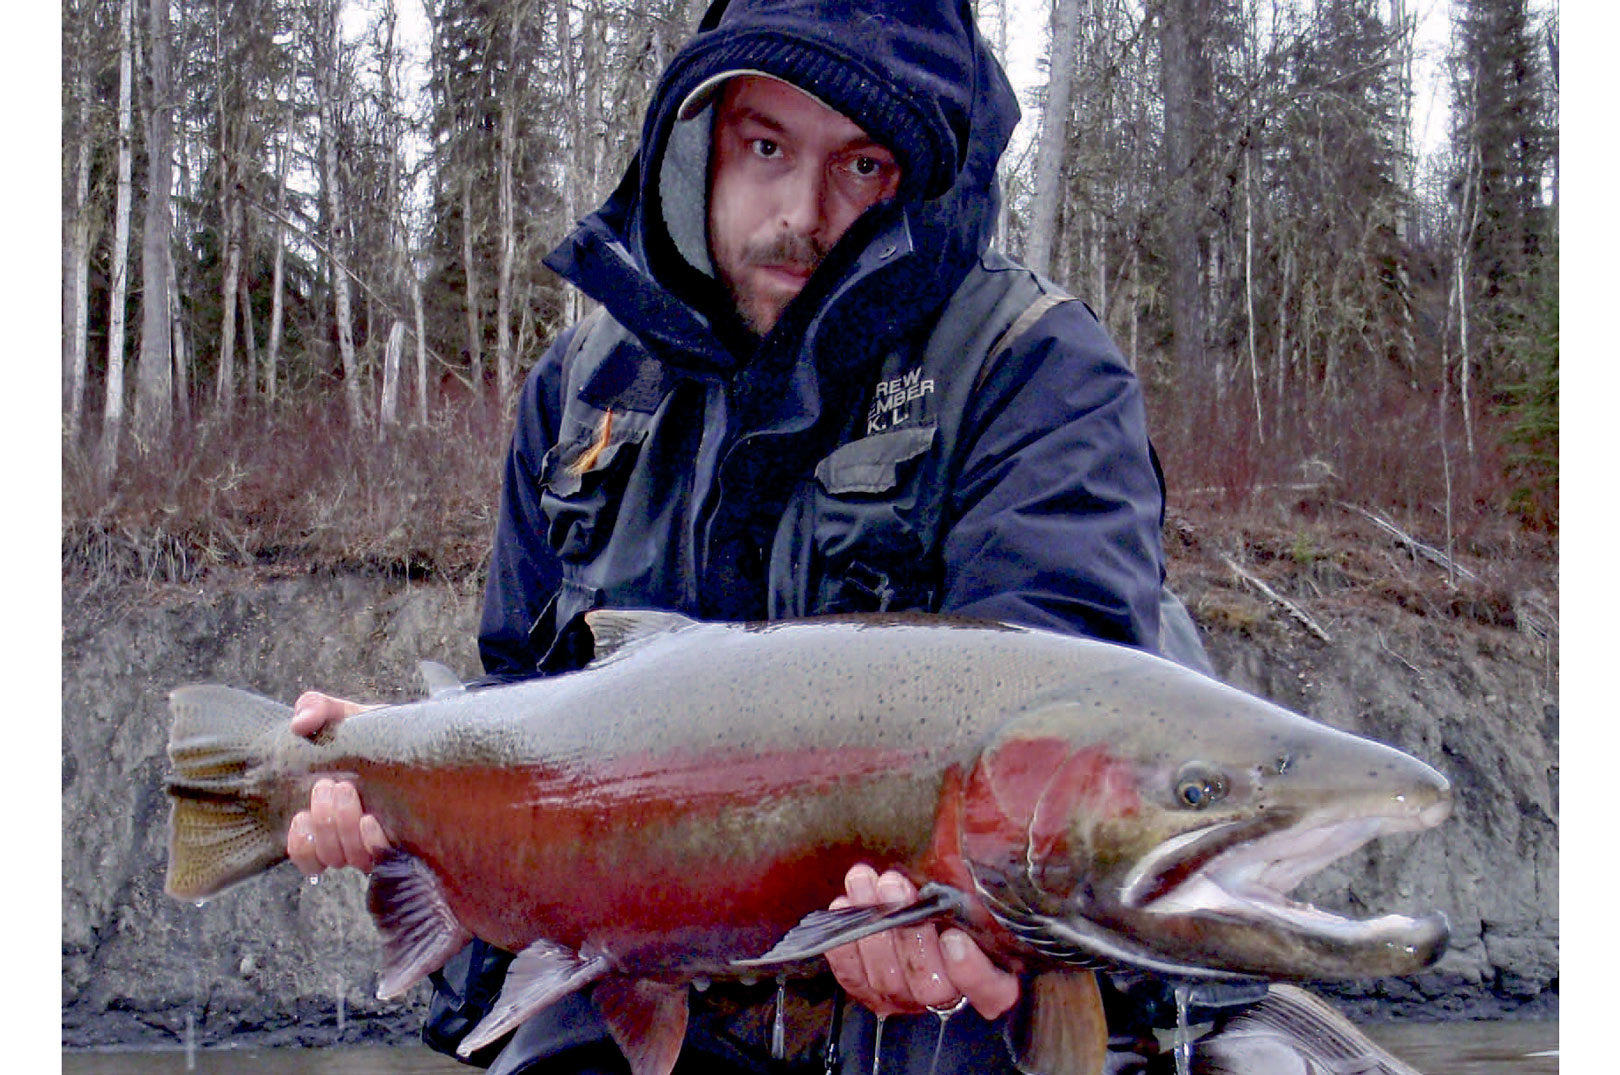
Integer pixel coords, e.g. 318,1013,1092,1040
290,0,1194,1071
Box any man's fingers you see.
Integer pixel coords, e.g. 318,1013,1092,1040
309,779,346,869
359,815,391,858
287,811,320,876
823,895,873,998
940,929,1021,1021
850,869,909,1011
290,693,376,739
332,782,374,871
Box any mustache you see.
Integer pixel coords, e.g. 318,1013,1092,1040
741,231,829,273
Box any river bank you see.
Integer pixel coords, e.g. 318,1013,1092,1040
61,505,1557,1047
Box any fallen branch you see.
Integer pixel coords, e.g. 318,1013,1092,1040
1338,502,1479,584
1220,553,1332,643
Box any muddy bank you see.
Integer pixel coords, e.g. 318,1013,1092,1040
60,566,1556,1049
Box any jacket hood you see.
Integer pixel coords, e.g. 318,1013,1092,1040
544,0,1020,373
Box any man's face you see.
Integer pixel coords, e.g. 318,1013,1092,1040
708,76,902,336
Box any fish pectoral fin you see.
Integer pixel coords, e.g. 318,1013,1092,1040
457,940,611,1058
368,850,474,999
733,883,969,967
417,661,466,698
1006,969,1108,1075
595,977,690,1075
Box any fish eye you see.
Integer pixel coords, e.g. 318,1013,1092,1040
1174,763,1228,810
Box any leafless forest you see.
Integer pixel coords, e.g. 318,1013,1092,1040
60,0,1559,585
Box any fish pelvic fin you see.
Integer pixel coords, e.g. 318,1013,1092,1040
458,939,610,1058
596,978,689,1075
368,850,474,999
733,883,969,968
163,684,295,902
1007,969,1108,1075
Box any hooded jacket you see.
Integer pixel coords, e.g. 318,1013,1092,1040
478,0,1166,687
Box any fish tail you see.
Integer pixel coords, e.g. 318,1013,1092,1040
164,684,297,902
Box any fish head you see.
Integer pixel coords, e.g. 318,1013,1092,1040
958,655,1452,983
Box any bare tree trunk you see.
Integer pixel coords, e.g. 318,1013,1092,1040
239,277,259,397
265,67,294,409
98,0,136,481
380,319,405,430
495,2,532,402
65,0,97,439
212,0,239,419
1243,146,1262,442
413,278,428,426
1025,0,1082,278
556,0,583,326
317,0,364,425
462,175,483,398
216,196,243,417
169,233,190,421
1158,0,1210,388
135,0,176,450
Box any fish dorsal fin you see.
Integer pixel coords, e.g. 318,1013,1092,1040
1007,969,1108,1075
457,940,610,1058
583,609,699,664
367,850,473,999
733,883,968,968
595,977,690,1075
418,660,465,698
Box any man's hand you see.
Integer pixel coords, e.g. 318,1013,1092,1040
285,692,390,877
824,864,1020,1020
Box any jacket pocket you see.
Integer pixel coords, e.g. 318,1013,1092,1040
538,414,645,563
791,426,940,615
813,425,936,496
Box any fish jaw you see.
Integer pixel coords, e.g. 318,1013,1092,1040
1108,799,1454,980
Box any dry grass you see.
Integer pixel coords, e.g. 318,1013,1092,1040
63,395,510,589
63,380,1555,643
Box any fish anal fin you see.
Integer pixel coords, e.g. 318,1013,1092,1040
367,850,473,999
457,939,609,1058
734,883,968,968
1008,969,1108,1075
596,977,689,1075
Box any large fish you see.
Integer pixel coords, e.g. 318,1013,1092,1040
165,611,1451,1075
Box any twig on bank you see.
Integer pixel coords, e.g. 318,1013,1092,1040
1339,502,1479,584
1220,552,1332,643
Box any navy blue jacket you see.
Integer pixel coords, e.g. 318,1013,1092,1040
477,0,1164,685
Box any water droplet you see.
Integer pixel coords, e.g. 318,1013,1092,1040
1173,983,1193,1075
771,976,788,1061
192,900,207,909
870,1014,887,1075
307,874,320,886
691,975,711,992
924,997,967,1075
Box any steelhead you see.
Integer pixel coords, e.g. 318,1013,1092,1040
165,611,1451,1075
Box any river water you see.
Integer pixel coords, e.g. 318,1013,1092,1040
63,1019,1559,1074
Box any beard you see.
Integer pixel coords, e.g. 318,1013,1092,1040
726,230,831,337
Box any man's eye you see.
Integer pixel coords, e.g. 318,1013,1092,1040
751,138,780,159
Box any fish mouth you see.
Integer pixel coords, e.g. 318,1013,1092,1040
1113,800,1452,977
